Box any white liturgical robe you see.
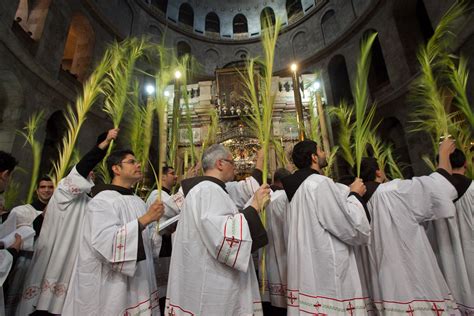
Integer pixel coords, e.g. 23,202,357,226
428,176,474,314
366,172,460,315
258,189,289,308
17,167,93,315
145,188,184,299
63,188,161,315
166,178,263,316
285,172,370,316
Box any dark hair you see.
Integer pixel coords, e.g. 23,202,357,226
162,165,174,174
273,168,291,183
450,148,466,169
292,140,318,169
37,175,53,186
0,151,18,173
358,157,379,182
337,174,356,186
106,149,135,180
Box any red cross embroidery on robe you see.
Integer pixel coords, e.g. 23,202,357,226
346,302,356,316
313,302,327,316
225,236,240,247
287,291,297,305
406,305,415,316
432,303,445,316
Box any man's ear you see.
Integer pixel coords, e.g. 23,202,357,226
0,170,10,180
111,164,121,176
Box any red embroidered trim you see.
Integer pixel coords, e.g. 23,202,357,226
372,297,455,304
231,214,243,268
167,302,194,315
124,290,160,313
216,217,229,260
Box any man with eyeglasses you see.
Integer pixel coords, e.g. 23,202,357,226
17,128,118,316
166,144,270,316
64,149,164,315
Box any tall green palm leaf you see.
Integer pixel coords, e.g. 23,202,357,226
449,56,474,128
410,0,468,144
51,47,113,185
328,103,355,167
18,111,44,203
353,32,378,177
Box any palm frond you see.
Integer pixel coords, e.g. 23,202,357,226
354,31,378,177
449,56,474,128
385,145,405,180
51,46,113,185
323,146,339,179
3,179,21,210
328,103,355,167
272,137,289,168
410,0,468,143
422,154,437,172
17,111,44,203
200,109,219,164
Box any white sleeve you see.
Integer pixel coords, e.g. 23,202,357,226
225,176,260,210
316,180,370,246
193,187,253,272
398,172,457,223
88,198,140,277
54,167,93,207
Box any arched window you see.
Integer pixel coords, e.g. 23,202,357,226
205,12,220,34
14,0,52,40
328,55,353,105
321,9,339,45
363,30,390,94
61,14,95,82
393,0,433,74
260,7,276,30
152,0,168,15
177,41,191,59
286,0,303,22
233,14,248,35
178,3,194,28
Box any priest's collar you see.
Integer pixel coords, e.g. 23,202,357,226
451,174,472,202
30,199,47,211
362,181,381,204
181,176,227,197
282,167,319,202
162,186,171,195
91,184,135,197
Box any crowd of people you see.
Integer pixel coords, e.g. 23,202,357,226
0,128,472,316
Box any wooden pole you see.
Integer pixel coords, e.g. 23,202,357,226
291,69,306,141
315,91,331,154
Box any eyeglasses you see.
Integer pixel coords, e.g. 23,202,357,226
120,159,140,165
220,158,235,166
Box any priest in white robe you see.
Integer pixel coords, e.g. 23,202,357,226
9,176,53,230
63,149,164,315
146,165,182,316
282,140,370,316
17,129,118,315
166,144,270,316
4,176,53,315
259,188,289,314
358,138,461,315
428,148,474,314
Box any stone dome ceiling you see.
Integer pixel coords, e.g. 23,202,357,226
144,0,312,41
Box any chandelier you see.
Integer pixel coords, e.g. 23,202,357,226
213,93,252,117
